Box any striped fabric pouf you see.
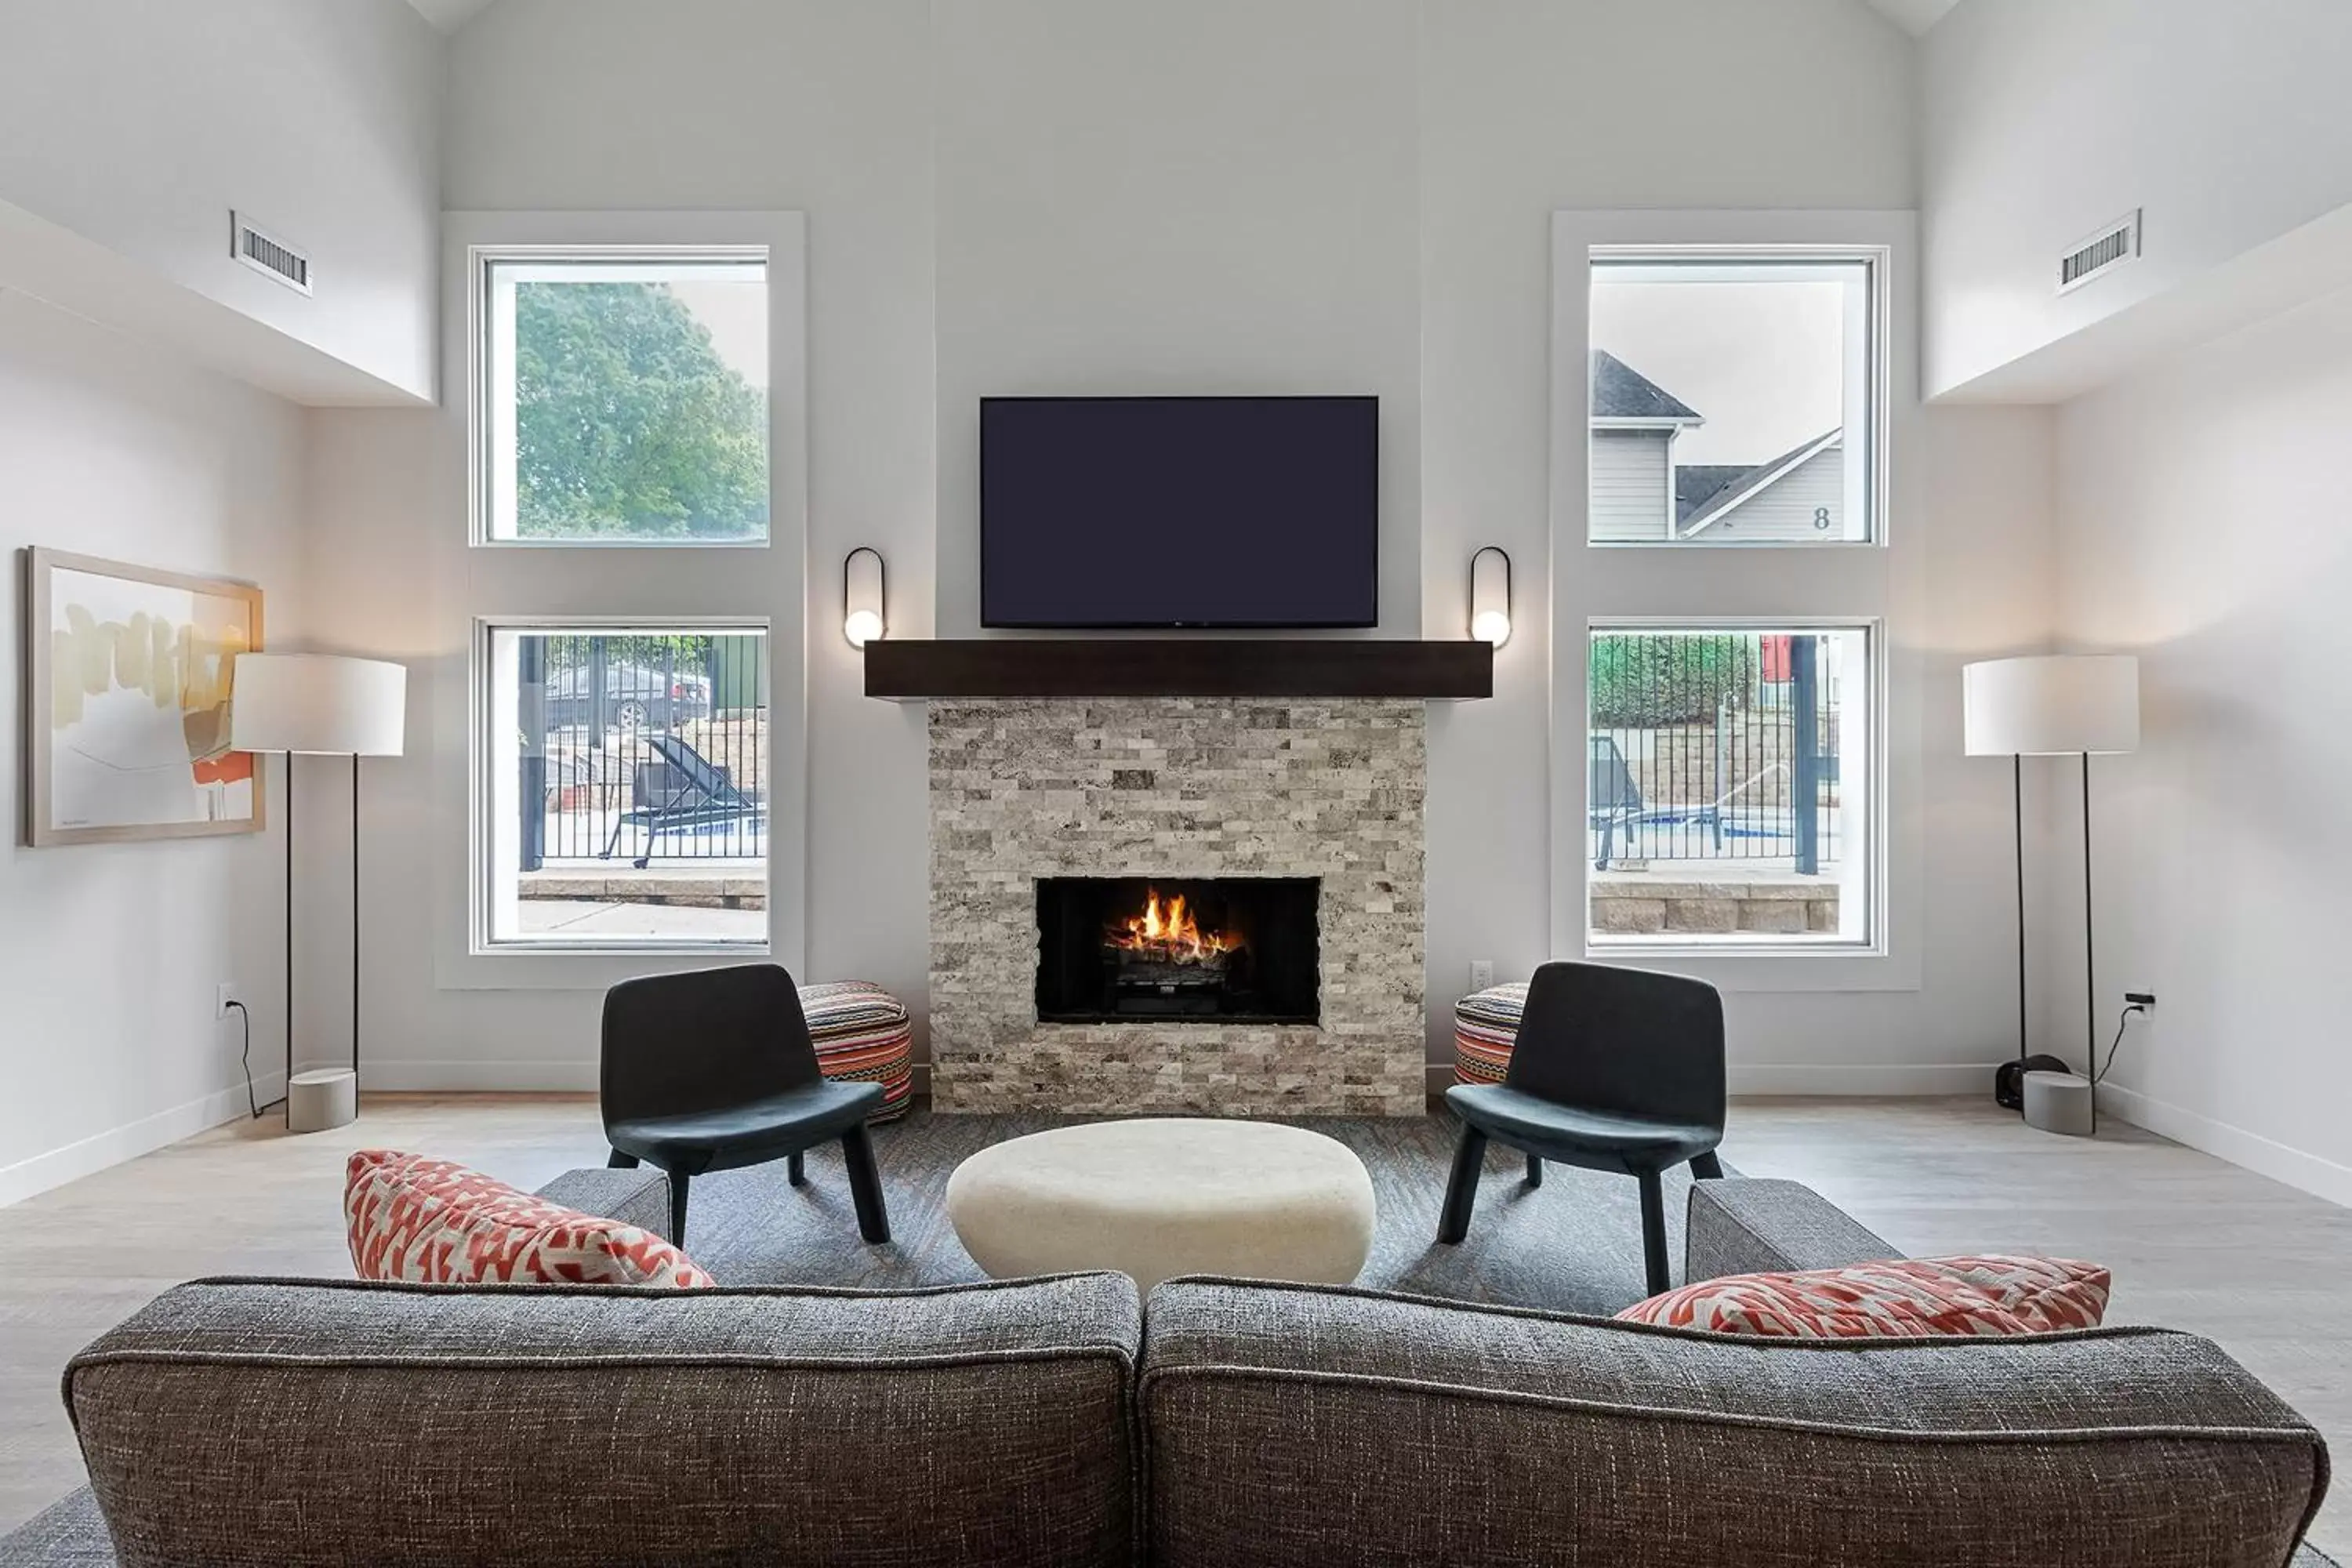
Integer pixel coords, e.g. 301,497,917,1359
1454,982,1528,1087
799,982,914,1124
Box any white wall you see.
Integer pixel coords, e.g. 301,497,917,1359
2050,283,2352,1204
0,289,304,1202
932,0,1423,638
1418,1,2052,1088
0,0,442,403
303,0,936,1085
1922,0,2352,400
292,0,2054,1096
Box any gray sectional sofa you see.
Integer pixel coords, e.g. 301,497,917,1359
0,1170,2331,1567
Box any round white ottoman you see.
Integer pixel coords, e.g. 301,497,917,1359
945,1119,1376,1293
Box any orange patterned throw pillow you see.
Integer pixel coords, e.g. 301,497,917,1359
1617,1254,2109,1338
344,1150,713,1288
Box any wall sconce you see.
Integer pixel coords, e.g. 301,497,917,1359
844,547,887,648
1469,546,1512,648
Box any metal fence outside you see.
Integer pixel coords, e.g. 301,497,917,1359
1589,630,1842,873
516,633,767,869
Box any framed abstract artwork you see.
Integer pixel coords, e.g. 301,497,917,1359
23,549,266,846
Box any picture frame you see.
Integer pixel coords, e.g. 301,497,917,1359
23,548,266,846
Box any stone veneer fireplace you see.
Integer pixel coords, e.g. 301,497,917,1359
928,697,1425,1116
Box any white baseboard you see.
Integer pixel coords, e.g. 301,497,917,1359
1425,1062,1995,1098
1726,1064,1995,1096
0,1073,284,1209
361,1061,600,1093
365,1060,928,1096
2097,1081,2352,1210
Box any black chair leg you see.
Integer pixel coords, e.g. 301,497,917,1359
1690,1150,1724,1181
1636,1170,1669,1297
1437,1127,1488,1244
842,1123,891,1243
607,1149,640,1169
788,1151,807,1188
668,1169,691,1248
1525,1155,1544,1188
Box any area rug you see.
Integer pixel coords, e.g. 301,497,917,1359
684,1109,1715,1316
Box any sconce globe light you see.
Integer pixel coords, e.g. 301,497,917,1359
844,546,887,649
1469,546,1512,648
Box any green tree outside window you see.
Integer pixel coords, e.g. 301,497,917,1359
512,281,768,540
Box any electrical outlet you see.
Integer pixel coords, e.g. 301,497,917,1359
1469,959,1495,992
2125,991,2155,1008
216,982,239,1019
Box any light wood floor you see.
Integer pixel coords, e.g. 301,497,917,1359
3,1094,2347,1555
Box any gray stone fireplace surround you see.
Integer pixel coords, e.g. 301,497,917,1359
929,697,1426,1116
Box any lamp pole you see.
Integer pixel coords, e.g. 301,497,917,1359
2082,752,2097,1134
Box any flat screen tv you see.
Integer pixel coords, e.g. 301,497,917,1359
981,395,1378,629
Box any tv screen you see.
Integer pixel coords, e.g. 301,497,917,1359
981,396,1378,629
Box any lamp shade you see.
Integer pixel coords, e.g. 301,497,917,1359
230,653,407,757
1963,654,2139,757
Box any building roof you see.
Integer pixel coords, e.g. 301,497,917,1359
1591,350,1703,423
1678,429,1843,534
1674,465,1755,524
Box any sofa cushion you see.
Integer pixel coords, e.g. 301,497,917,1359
66,1272,1141,1568
1617,1254,2111,1338
1140,1276,2328,1568
344,1149,711,1287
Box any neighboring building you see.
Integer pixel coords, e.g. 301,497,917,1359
1591,349,1842,540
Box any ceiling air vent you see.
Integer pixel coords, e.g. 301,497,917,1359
2058,209,2140,295
230,212,313,296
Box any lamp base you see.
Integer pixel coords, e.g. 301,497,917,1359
288,1068,358,1134
1994,1054,2072,1111
2024,1069,2096,1137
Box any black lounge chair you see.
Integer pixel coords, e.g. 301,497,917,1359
1589,735,1644,869
602,963,891,1247
601,732,764,868
1436,960,1726,1296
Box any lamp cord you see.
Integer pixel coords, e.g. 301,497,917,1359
230,1000,284,1120
2094,1002,2149,1087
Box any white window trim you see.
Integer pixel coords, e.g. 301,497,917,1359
470,615,773,957
1584,615,1886,959
431,211,809,991
1548,209,1924,994
468,245,778,549
1588,245,1887,550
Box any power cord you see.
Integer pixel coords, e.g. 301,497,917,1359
229,1000,285,1120
2093,1000,2150,1087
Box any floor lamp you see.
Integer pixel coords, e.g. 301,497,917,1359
1963,654,2140,1127
230,652,408,1134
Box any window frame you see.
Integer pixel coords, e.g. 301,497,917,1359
1582,615,1885,957
1549,210,1922,993
433,210,809,991
467,243,778,550
1586,247,1889,550
470,615,774,957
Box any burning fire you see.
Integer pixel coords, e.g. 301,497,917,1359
1106,887,1241,966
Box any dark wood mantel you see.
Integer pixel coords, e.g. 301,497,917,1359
863,639,1492,701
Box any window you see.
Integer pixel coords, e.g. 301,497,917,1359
1587,625,1873,948
1588,254,1879,544
475,252,769,543
479,625,768,949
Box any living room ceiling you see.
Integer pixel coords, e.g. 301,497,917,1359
401,0,1962,38
402,0,496,31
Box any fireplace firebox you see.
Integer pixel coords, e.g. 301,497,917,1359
1035,877,1319,1025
